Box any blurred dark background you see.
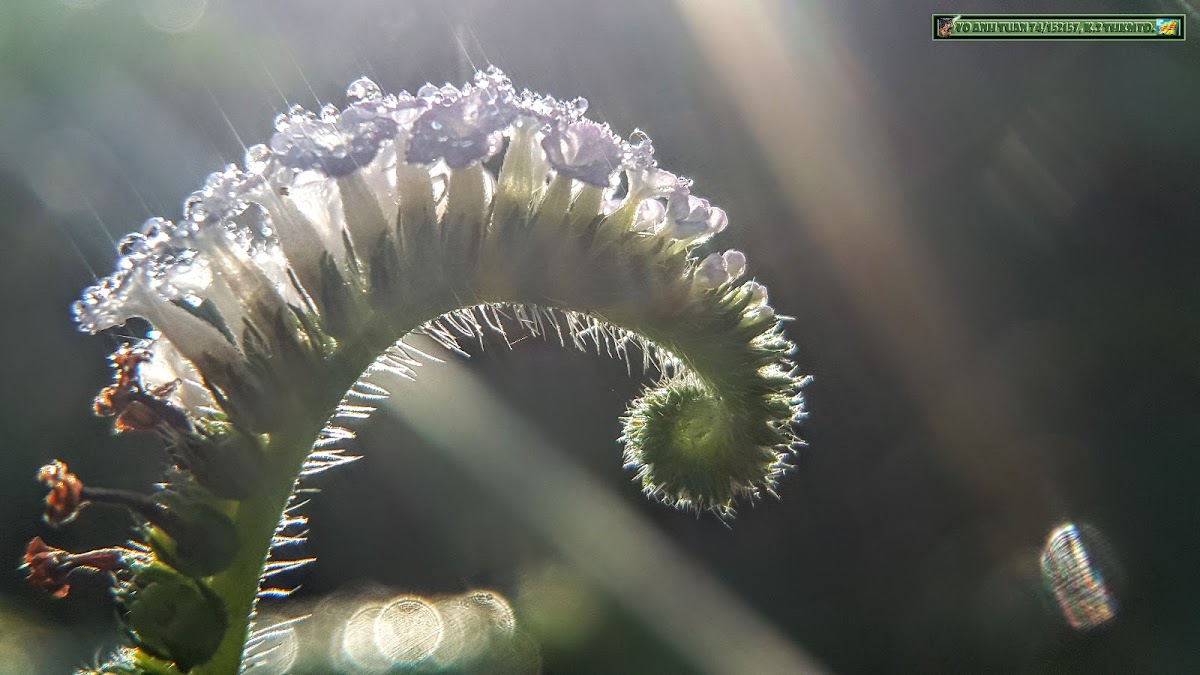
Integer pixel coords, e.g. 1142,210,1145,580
0,0,1197,672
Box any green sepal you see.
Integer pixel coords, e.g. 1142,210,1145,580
143,493,238,578
318,252,369,339
179,420,268,500
116,562,226,672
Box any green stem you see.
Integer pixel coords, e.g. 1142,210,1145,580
192,316,448,675
191,418,323,675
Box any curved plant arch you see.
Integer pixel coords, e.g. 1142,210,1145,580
23,69,806,674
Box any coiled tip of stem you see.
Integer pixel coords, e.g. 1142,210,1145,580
622,375,794,516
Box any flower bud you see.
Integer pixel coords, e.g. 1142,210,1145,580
621,377,784,515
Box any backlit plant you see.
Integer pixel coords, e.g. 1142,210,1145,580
22,68,808,673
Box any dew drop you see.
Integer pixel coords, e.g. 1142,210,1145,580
244,144,270,174
182,192,206,222
140,217,168,238
417,83,442,102
117,233,146,256
346,76,383,103
474,65,507,90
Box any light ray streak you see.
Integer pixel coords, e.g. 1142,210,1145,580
676,0,1052,547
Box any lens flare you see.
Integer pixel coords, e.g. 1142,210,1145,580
1039,522,1117,630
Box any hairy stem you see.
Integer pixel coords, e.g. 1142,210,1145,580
192,420,322,675
195,282,778,671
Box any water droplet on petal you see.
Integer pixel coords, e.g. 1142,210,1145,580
117,233,146,256
416,83,442,102
346,76,383,103
142,217,169,237
244,144,270,174
183,192,206,222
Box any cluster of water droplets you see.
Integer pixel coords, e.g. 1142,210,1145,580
73,67,737,374
269,78,412,177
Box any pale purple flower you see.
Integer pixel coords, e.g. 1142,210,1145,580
269,101,400,177
663,189,728,242
631,198,667,233
622,136,686,200
744,281,769,305
405,69,518,169
695,252,729,289
542,119,624,187
723,250,747,280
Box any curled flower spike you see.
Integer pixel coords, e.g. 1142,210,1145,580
46,67,808,673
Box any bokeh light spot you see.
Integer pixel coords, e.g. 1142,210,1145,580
462,590,517,635
373,596,444,665
1040,522,1117,631
137,0,208,33
340,604,392,672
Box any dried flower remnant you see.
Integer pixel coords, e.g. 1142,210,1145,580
21,537,127,599
37,460,84,527
29,67,808,673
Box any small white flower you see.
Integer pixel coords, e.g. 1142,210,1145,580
722,250,747,280
663,189,728,242
741,281,775,322
743,281,769,305
630,198,666,233
694,252,729,289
